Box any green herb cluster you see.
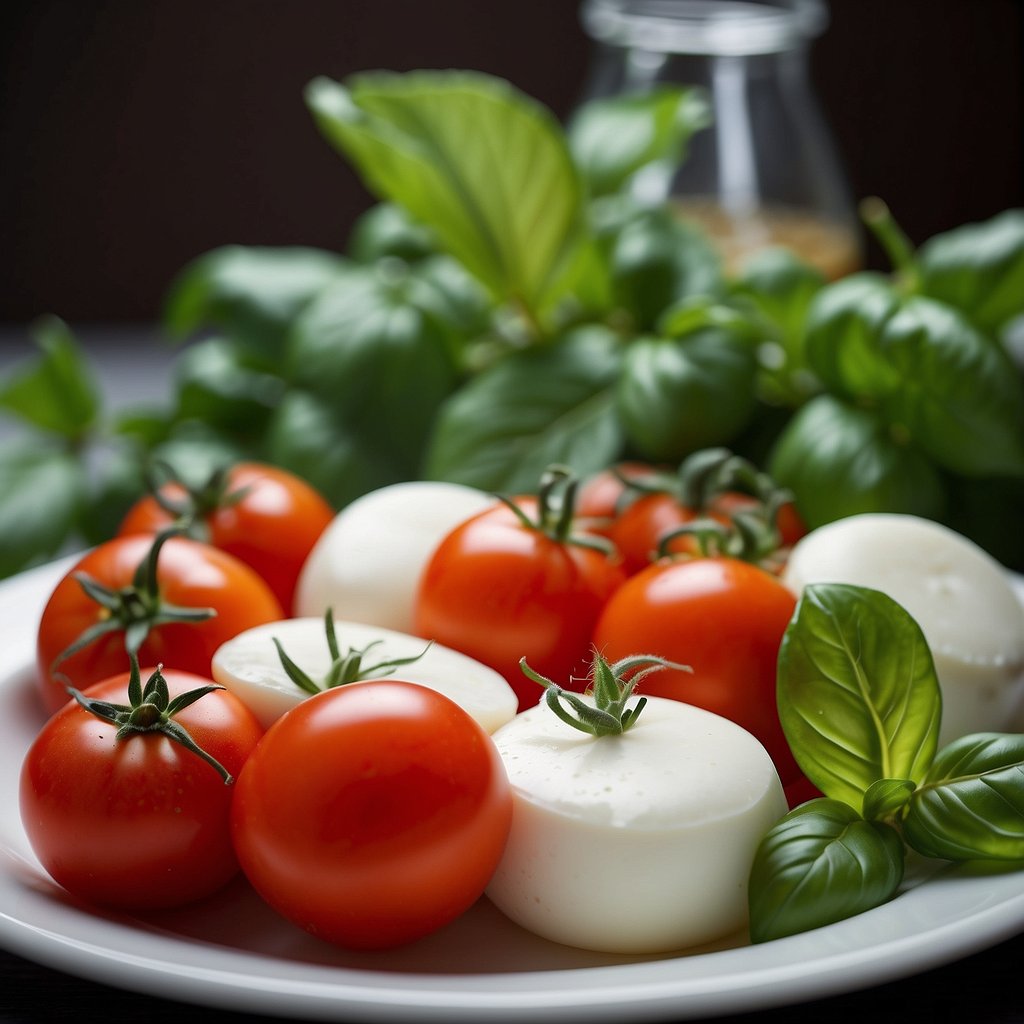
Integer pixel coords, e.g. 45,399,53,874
749,583,1024,943
2,70,1023,579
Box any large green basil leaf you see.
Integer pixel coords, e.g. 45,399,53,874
265,390,410,509
768,394,946,529
803,273,902,399
163,246,349,362
902,733,1024,861
617,326,758,461
0,317,100,440
728,248,825,405
917,209,1024,338
424,325,625,492
306,72,582,316
567,86,710,199
173,337,286,437
286,264,458,475
609,206,723,330
777,583,942,810
876,297,1024,477
748,798,905,943
0,440,85,577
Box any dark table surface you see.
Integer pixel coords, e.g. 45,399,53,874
0,929,1023,1024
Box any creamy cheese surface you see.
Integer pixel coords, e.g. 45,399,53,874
212,617,518,733
485,696,786,953
783,513,1024,743
294,481,492,633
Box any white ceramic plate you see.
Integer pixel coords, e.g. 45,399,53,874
2,557,1024,1023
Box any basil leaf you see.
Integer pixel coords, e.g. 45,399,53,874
728,247,826,405
768,394,946,529
804,273,902,399
918,209,1024,338
266,390,408,508
777,583,942,810
862,779,917,821
306,72,582,316
617,326,758,462
748,798,905,943
163,246,348,361
609,206,723,330
424,325,625,492
286,264,458,472
877,297,1024,477
0,316,100,439
902,733,1024,861
567,86,710,199
173,337,286,435
347,203,437,264
0,439,85,577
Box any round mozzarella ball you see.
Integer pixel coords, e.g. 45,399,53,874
783,513,1024,744
212,617,518,733
485,697,786,954
293,481,493,634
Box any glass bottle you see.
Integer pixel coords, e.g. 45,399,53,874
578,0,862,279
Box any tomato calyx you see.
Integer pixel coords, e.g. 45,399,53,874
273,608,434,696
497,465,614,554
145,461,252,541
519,649,690,736
657,507,782,567
67,655,235,783
51,529,216,676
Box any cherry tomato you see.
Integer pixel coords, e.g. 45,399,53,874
575,461,657,538
118,461,334,613
611,492,711,574
593,555,801,784
414,496,626,711
36,534,284,715
20,669,264,910
231,680,512,949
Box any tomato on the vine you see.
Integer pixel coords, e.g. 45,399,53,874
118,461,334,613
36,532,284,715
608,449,805,575
593,550,801,784
20,664,264,910
414,468,625,711
231,680,512,950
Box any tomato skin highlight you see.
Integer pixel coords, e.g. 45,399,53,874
19,671,263,911
36,535,285,716
414,500,626,710
231,680,513,950
118,462,334,614
593,556,801,784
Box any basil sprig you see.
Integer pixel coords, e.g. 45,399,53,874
749,583,1024,943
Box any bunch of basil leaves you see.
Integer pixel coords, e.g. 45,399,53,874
749,582,1024,942
2,70,1023,579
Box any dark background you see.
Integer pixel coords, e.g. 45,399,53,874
1,0,1022,327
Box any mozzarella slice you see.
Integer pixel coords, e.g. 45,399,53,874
211,617,518,733
485,696,786,953
293,481,493,633
782,513,1024,745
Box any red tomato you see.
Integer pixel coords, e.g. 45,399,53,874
118,461,334,613
20,669,264,910
231,680,512,949
712,491,807,549
575,461,656,538
414,498,626,710
592,556,801,784
611,492,711,574
36,534,284,716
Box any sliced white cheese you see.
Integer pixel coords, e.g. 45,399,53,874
782,513,1024,745
211,617,518,734
293,481,493,633
485,696,786,954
